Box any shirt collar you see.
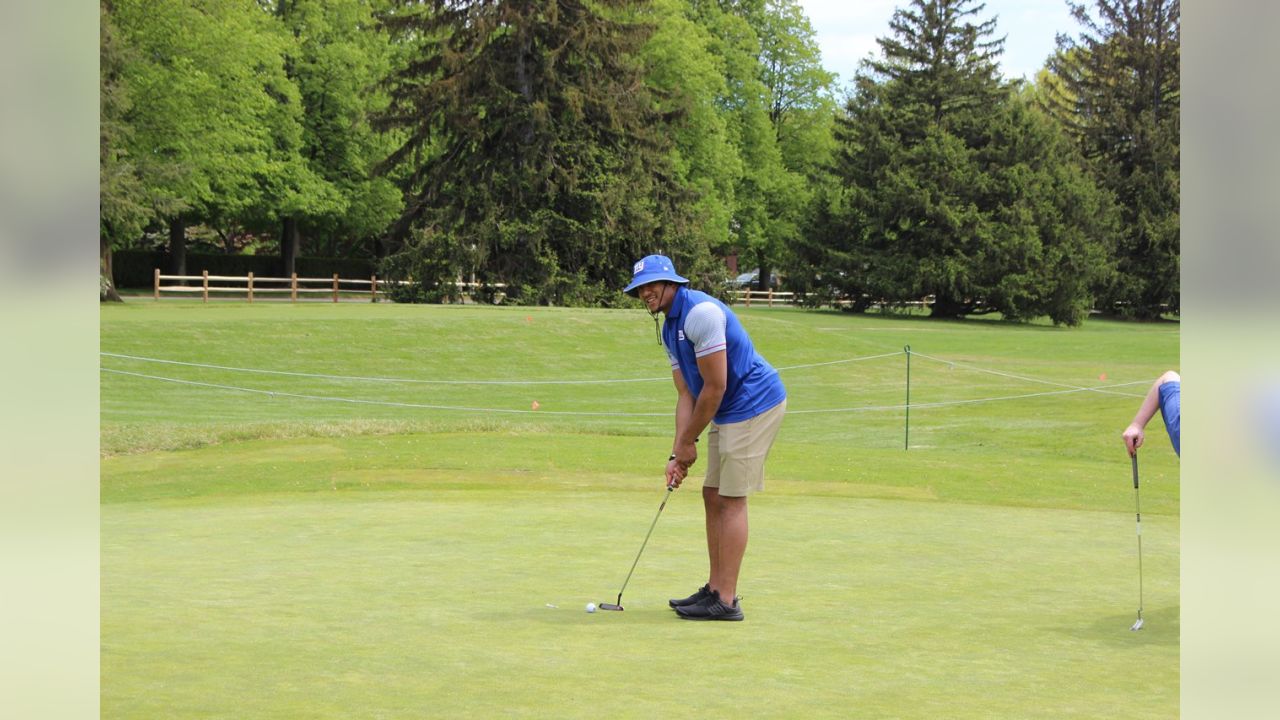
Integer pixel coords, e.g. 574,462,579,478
664,285,688,322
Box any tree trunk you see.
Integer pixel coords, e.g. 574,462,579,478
757,261,773,291
281,216,300,277
929,293,969,319
168,217,187,278
100,235,123,303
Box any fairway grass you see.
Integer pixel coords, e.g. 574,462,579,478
101,303,1179,718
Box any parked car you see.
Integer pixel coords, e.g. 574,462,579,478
733,269,779,288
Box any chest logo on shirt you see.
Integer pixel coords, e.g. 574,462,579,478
677,330,685,342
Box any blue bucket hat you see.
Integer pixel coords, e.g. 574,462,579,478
623,255,688,296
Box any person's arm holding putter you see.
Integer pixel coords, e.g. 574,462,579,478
1122,370,1181,457
667,353,725,488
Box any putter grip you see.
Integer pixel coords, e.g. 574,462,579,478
1131,453,1139,489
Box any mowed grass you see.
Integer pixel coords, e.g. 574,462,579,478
101,302,1180,718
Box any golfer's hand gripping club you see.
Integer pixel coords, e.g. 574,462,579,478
665,437,697,489
665,454,685,489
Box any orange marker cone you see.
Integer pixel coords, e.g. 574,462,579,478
531,400,540,410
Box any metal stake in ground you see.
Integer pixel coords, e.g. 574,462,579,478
599,480,677,612
1130,452,1145,631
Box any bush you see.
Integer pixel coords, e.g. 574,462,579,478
111,250,166,288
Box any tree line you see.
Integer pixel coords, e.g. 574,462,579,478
100,0,1178,322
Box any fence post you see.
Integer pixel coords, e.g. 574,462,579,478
202,270,209,303
248,272,255,304
371,274,377,303
153,268,160,300
904,345,911,450
768,288,774,307
744,290,751,308
291,273,298,303
332,273,339,303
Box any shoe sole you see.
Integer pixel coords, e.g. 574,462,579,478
677,613,743,621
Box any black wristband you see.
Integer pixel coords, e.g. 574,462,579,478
668,454,677,461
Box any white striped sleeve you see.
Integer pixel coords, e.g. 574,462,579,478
684,302,727,358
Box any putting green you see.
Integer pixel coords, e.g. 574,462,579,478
102,437,1177,719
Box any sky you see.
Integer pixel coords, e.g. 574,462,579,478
796,0,1082,90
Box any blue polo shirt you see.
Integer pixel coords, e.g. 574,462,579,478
663,286,786,424
1158,380,1180,456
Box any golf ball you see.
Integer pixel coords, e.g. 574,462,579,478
586,602,596,613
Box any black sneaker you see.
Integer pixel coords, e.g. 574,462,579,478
675,590,744,621
668,584,711,609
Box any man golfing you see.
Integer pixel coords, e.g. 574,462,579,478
623,255,786,621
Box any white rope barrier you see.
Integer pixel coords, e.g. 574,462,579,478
99,352,668,385
99,368,668,417
774,351,905,370
101,366,1151,417
787,381,1151,414
98,350,907,385
907,350,1146,398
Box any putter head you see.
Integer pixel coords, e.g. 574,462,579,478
1130,617,1144,631
598,603,624,611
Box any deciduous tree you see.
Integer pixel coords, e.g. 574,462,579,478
113,0,331,276
270,0,401,272
100,1,149,301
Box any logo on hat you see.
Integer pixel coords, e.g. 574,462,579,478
622,254,690,296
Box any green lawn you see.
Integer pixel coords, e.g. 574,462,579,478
101,302,1179,718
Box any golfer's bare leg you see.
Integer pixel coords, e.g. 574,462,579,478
711,494,748,604
703,486,720,590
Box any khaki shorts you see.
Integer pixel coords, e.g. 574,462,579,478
704,400,786,497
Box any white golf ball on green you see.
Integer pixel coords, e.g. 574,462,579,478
586,602,596,613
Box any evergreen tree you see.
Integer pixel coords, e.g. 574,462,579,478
1047,0,1179,318
828,0,1115,324
375,0,699,305
871,0,1006,133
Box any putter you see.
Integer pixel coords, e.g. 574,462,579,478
600,477,679,611
1130,452,1145,631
